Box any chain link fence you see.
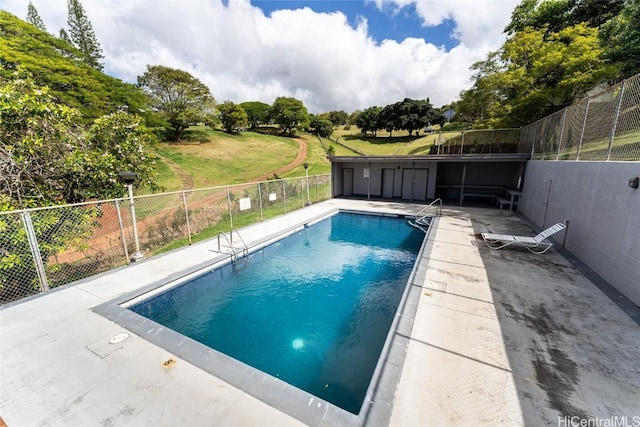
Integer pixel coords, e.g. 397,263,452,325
519,72,640,161
432,128,523,155
0,174,331,306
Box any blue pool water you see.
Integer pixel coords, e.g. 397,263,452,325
130,212,424,414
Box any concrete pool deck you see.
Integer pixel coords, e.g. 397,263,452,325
1,199,639,426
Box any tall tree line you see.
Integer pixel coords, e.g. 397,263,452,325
66,0,104,70
24,0,104,71
453,0,639,129
26,1,46,31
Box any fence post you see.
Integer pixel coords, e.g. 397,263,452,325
460,132,465,154
115,199,130,264
489,129,494,153
226,186,233,242
607,81,626,161
530,125,537,158
21,212,49,292
577,98,590,160
282,179,287,213
542,118,552,160
258,183,264,222
314,176,318,203
556,109,567,160
181,191,192,245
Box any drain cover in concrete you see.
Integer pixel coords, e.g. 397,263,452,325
87,332,132,358
109,333,130,344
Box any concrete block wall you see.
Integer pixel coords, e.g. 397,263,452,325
519,161,640,305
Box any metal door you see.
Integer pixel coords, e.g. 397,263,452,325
343,168,354,196
381,168,395,198
401,168,429,201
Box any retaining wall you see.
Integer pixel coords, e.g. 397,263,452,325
519,161,640,305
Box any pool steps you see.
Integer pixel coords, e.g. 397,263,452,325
216,229,248,264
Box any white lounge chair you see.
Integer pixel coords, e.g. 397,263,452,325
481,222,566,254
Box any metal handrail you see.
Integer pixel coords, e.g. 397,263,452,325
217,232,235,262
416,198,442,222
217,229,248,263
230,228,248,259
408,198,442,233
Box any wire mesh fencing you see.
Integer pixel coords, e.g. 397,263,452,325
0,174,331,306
433,128,523,155
520,72,640,161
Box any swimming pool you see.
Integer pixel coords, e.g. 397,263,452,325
128,212,424,415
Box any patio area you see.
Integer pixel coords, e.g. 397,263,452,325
1,199,638,426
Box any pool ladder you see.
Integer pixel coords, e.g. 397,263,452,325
217,229,248,265
408,198,442,232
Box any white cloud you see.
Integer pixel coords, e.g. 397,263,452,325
372,0,519,49
1,0,519,113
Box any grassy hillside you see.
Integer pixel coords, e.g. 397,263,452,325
149,125,465,194
331,126,462,155
0,11,149,122
151,127,332,192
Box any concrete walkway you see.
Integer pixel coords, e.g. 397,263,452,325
1,200,639,426
391,207,640,425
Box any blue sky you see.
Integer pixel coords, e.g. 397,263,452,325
252,0,459,50
1,0,520,112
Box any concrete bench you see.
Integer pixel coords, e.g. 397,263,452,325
463,193,496,200
495,196,511,209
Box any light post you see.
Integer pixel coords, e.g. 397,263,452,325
118,171,144,262
303,163,311,206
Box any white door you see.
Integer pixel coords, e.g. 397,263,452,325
413,169,429,201
382,169,394,198
401,168,429,201
343,169,353,196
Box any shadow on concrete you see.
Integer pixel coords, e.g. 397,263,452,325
469,208,640,424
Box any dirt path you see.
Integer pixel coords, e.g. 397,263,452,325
157,154,195,190
252,137,308,181
54,138,309,264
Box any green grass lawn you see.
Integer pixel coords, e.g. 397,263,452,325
150,127,298,190
330,125,461,155
548,129,640,160
148,124,528,196
281,132,332,178
148,127,332,192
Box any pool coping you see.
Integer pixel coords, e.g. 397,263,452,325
92,208,437,427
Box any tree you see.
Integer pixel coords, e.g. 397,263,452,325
348,110,362,126
1,73,79,205
600,0,640,79
26,1,46,32
356,106,381,136
457,24,618,127
456,52,508,127
240,101,271,128
309,115,333,137
59,28,72,44
0,70,159,205
502,24,617,125
137,65,216,141
569,0,625,28
218,101,249,133
377,102,404,136
66,0,104,70
327,110,349,126
396,98,438,135
270,97,309,136
1,11,151,123
505,0,625,35
0,71,159,303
